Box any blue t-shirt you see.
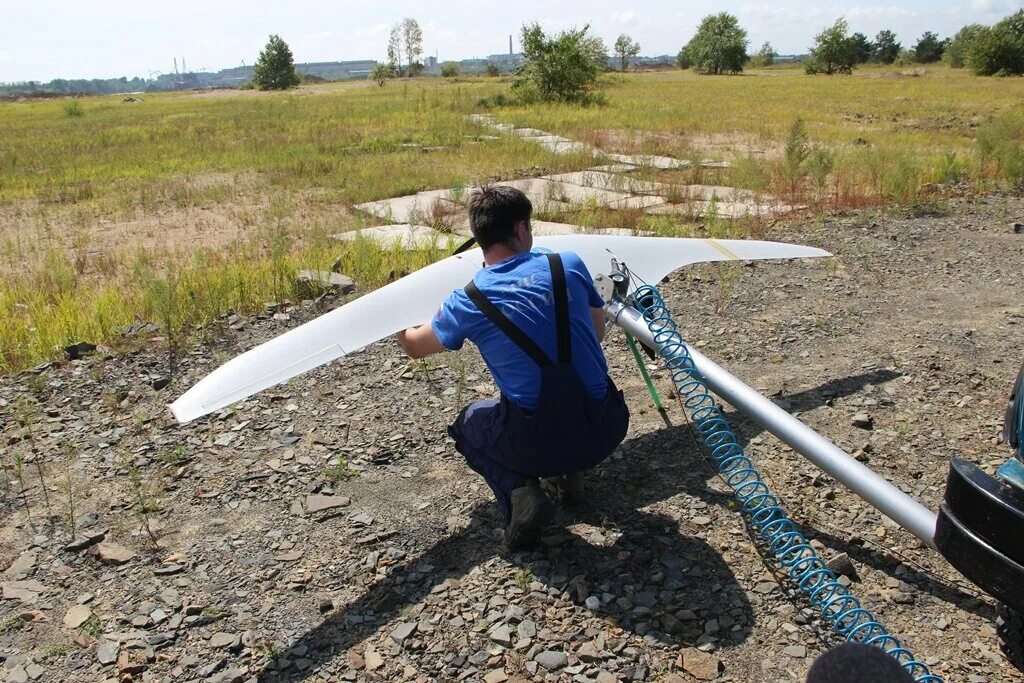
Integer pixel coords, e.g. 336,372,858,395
432,249,609,411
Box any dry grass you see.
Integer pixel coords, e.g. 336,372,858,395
1,67,1022,372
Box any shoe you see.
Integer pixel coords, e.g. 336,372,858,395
540,472,586,507
503,479,555,549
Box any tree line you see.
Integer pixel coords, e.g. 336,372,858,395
0,76,150,97
676,10,1024,77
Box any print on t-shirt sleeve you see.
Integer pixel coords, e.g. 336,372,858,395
431,290,470,351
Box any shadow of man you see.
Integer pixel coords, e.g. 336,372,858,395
255,367,973,681
255,421,749,681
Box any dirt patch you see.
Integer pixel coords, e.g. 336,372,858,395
0,172,357,281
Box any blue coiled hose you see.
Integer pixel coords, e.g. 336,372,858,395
632,284,943,683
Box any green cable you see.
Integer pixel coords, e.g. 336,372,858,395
625,331,665,411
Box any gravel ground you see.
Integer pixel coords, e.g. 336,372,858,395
1,196,1022,683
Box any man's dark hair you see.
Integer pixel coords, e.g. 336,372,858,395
805,643,915,683
467,186,532,251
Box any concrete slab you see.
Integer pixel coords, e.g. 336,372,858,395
605,154,732,170
512,128,549,138
586,164,639,173
544,170,668,195
355,191,462,225
331,224,461,250
608,195,668,210
670,185,759,202
606,153,692,169
498,178,632,207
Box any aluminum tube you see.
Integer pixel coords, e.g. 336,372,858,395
607,300,939,549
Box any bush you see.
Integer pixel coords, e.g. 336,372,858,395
872,30,901,64
440,61,461,78
369,62,395,87
684,13,748,75
976,110,1024,180
511,23,606,103
894,49,917,66
676,46,692,70
62,100,84,118
253,34,300,90
484,61,501,77
805,18,857,74
913,32,946,63
945,24,986,68
968,11,1024,76
748,42,776,68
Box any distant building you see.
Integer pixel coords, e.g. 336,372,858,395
424,56,438,69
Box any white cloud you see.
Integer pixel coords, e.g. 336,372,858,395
609,11,637,24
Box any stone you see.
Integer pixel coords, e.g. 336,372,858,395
752,581,777,594
23,665,42,681
364,648,383,671
483,670,509,683
65,530,107,551
90,542,136,565
97,641,120,665
295,270,356,297
517,620,537,639
151,376,171,391
390,621,417,646
63,604,92,629
783,645,807,658
584,595,601,611
6,667,28,683
852,412,874,429
210,632,240,649
3,551,37,578
577,641,602,662
489,623,513,647
534,650,567,671
1012,222,1023,234
1,580,48,604
824,552,860,582
681,648,722,680
305,494,351,514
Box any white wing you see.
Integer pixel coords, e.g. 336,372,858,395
169,236,829,422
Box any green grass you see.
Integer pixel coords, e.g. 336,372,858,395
1,67,1022,373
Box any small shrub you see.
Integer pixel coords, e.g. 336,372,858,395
484,61,501,77
62,100,84,118
976,111,1024,181
782,118,811,197
511,23,607,104
440,61,460,78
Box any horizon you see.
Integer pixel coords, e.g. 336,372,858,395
2,0,1021,83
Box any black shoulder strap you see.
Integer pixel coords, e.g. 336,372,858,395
546,253,571,364
465,280,552,368
463,252,571,368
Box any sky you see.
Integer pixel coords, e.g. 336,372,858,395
1,0,1022,83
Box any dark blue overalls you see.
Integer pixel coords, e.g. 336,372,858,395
447,253,630,518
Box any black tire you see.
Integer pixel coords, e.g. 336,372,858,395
998,603,1024,672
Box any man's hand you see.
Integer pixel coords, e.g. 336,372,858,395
397,324,447,359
